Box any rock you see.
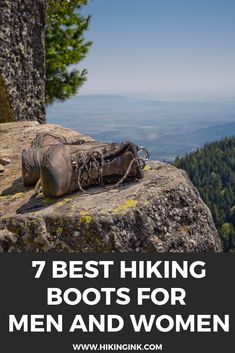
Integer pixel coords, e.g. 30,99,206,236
0,164,4,173
0,0,46,123
0,229,17,252
0,157,11,165
0,122,222,252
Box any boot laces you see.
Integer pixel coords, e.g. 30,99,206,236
71,149,147,193
71,150,105,192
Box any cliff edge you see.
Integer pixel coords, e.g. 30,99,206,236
0,122,222,252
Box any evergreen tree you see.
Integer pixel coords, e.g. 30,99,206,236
46,0,92,105
174,136,235,252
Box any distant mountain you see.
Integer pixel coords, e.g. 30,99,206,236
47,95,235,161
183,121,235,145
174,136,235,252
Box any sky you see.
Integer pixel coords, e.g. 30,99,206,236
78,0,235,99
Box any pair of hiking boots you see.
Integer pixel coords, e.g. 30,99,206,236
22,132,149,198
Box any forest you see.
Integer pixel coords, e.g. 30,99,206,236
174,136,235,252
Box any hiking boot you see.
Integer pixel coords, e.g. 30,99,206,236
22,132,84,186
40,141,148,197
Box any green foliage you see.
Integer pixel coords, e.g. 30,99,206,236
46,0,92,105
174,136,235,252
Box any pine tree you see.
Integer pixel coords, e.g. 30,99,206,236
174,136,235,252
46,0,92,104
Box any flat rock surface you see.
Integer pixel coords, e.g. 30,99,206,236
0,122,222,252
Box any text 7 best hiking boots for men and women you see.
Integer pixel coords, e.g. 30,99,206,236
40,141,148,198
22,132,84,186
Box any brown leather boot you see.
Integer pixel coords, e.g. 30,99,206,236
40,141,148,197
22,132,84,186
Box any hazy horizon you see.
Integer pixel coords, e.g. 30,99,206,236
72,93,235,101
47,95,235,161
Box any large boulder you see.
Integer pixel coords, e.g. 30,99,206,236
0,122,222,252
0,0,46,123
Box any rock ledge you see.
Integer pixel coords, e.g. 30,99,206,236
0,122,222,252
